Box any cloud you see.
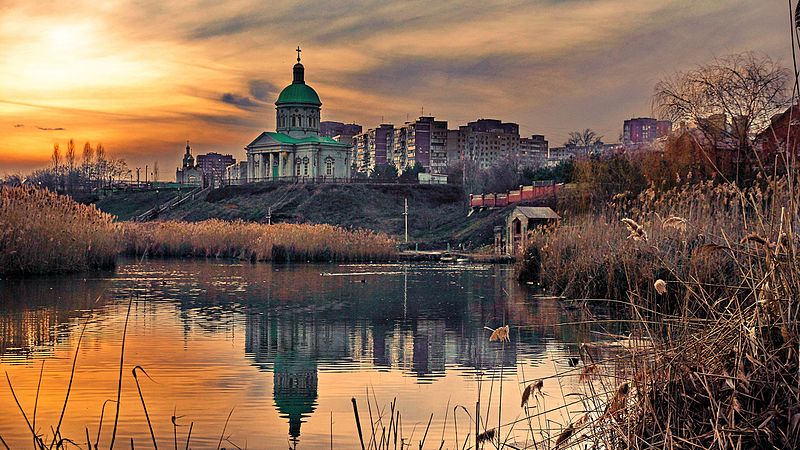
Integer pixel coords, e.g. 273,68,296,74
36,126,65,131
13,124,24,127
220,93,260,110
0,0,792,174
248,79,278,102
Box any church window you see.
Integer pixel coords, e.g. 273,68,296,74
325,157,334,177
302,157,309,176
292,116,296,127
295,158,301,176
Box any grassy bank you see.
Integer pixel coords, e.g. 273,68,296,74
516,177,799,448
0,186,120,275
123,219,397,262
1,187,398,275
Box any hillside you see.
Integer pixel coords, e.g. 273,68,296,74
93,183,524,249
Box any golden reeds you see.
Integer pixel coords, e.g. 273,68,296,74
0,186,121,275
122,219,396,263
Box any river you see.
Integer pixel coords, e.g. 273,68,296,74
0,259,606,449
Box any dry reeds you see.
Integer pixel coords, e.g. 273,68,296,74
122,219,396,263
513,169,800,448
0,186,120,275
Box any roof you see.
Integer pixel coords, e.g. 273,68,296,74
512,206,560,220
246,132,349,148
275,83,321,106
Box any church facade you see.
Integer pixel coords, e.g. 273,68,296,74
176,141,203,186
245,49,352,182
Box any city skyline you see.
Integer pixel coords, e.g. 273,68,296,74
0,0,790,174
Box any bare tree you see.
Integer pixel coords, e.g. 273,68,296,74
565,129,604,148
82,141,94,177
653,52,790,178
65,139,76,170
95,143,106,184
51,143,61,171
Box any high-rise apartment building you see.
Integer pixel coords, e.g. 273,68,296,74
518,134,549,166
391,117,448,172
196,152,236,184
320,121,362,138
623,117,672,145
453,119,520,169
353,124,394,174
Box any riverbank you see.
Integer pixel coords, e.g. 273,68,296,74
515,177,799,448
90,182,528,249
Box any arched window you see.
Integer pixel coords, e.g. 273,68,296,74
295,158,301,176
292,115,296,127
302,156,309,176
325,157,334,177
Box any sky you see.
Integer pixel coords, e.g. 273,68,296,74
0,0,793,176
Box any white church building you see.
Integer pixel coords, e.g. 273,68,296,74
245,48,352,181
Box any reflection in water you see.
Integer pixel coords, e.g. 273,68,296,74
0,259,600,448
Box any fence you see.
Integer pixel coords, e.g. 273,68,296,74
219,174,452,187
469,180,557,209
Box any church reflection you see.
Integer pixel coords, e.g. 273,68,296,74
0,260,593,446
241,265,545,444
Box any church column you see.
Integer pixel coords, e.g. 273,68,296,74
268,153,274,179
278,152,284,179
246,154,252,182
261,153,267,180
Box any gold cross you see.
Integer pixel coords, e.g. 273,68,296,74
296,46,301,62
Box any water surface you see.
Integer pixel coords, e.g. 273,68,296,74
0,259,601,448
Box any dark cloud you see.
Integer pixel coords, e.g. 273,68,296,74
36,126,65,131
248,79,278,102
188,14,257,40
13,124,24,127
220,93,260,110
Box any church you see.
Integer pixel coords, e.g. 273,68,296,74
245,48,352,181
176,141,203,186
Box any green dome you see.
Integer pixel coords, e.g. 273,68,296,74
275,83,321,106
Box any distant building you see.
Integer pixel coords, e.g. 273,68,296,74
623,117,672,146
392,116,448,172
353,124,394,174
175,141,203,186
319,121,362,138
518,135,549,166
545,143,622,167
225,161,248,184
197,152,236,186
453,119,520,169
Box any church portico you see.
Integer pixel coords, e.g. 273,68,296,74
244,47,351,183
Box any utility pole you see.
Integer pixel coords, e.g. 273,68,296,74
267,206,272,225
145,164,148,184
403,198,409,243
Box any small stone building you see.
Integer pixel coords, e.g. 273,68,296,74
506,206,560,255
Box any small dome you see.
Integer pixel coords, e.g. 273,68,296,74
275,83,321,106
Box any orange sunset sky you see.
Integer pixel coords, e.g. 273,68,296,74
0,0,792,175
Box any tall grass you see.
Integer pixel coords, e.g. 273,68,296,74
523,178,792,303
0,186,120,275
516,175,800,448
123,219,397,262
